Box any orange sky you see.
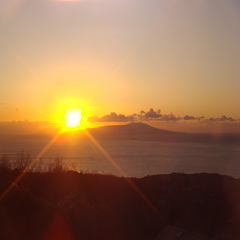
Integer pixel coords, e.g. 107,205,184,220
1,0,240,133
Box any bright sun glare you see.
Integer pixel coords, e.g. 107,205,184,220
65,109,82,128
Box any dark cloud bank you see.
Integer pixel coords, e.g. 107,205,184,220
88,108,181,123
88,108,238,124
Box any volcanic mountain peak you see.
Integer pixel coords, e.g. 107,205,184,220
87,122,180,136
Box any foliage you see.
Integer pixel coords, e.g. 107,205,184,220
48,157,65,173
0,150,79,174
0,154,12,172
14,149,32,172
31,157,44,173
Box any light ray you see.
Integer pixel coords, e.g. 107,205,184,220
0,131,62,201
0,126,165,224
83,129,165,222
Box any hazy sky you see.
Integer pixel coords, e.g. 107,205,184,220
1,0,240,132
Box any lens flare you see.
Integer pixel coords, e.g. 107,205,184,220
65,109,82,128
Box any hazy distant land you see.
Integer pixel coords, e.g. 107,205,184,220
1,122,240,144
55,122,240,143
87,123,240,143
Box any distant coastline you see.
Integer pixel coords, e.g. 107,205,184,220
1,122,240,144
1,125,240,178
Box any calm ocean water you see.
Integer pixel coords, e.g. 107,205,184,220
0,136,240,178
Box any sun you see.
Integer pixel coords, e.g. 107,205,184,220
65,109,82,128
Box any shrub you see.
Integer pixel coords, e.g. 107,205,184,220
14,149,32,172
48,157,64,173
0,154,12,172
31,157,44,173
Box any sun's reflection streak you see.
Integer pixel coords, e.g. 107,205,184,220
83,129,165,223
0,131,62,201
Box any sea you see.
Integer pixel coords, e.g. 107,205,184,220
0,135,240,178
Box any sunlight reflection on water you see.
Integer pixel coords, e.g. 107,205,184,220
0,136,239,178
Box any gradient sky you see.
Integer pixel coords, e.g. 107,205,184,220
1,0,240,133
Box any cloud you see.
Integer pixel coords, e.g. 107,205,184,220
138,109,180,122
15,107,20,112
183,115,237,123
161,112,181,121
145,108,162,118
138,108,162,119
88,109,183,123
139,110,145,115
88,112,133,123
87,109,238,125
183,115,196,120
218,116,236,122
184,115,205,121
206,116,236,123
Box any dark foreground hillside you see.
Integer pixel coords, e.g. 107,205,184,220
1,171,240,240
